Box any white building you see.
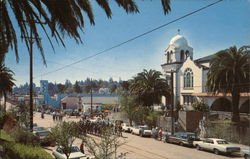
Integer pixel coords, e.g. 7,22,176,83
161,34,249,113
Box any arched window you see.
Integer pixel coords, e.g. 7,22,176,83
185,50,189,59
184,68,193,88
180,50,184,61
170,51,173,63
167,51,170,63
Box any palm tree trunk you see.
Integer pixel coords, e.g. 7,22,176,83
231,92,240,122
3,92,6,113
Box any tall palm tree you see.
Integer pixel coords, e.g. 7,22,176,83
0,55,15,112
206,46,250,122
130,69,170,107
0,0,171,63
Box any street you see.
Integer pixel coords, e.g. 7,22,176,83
34,113,244,159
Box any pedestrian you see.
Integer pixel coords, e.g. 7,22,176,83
159,127,163,141
52,111,56,121
80,141,85,154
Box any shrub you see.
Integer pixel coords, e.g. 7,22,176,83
3,142,53,159
10,126,38,145
192,100,209,112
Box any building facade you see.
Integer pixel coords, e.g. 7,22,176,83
161,34,249,113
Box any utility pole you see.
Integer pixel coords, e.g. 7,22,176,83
22,30,35,132
22,20,46,132
90,78,93,116
170,71,174,135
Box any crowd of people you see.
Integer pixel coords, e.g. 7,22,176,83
78,118,123,137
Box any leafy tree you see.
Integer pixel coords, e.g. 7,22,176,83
74,81,82,93
48,121,78,159
1,0,170,62
119,92,137,126
192,100,209,112
133,106,149,125
57,83,66,94
84,127,124,159
130,69,170,107
0,55,15,112
206,46,250,122
146,111,160,128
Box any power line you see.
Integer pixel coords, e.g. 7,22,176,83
37,0,223,78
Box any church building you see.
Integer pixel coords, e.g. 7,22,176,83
161,33,249,113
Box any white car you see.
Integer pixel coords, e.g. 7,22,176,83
52,146,94,159
242,150,250,159
131,125,151,137
193,138,241,155
121,123,132,133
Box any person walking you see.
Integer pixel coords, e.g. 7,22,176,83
159,127,163,141
80,141,85,154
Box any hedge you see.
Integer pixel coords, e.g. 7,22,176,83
4,142,53,159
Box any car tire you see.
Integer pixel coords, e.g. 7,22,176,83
214,149,220,155
196,145,201,150
179,142,184,146
244,154,250,159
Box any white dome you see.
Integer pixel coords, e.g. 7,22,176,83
169,35,188,47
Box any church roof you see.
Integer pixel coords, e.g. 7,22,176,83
194,54,215,63
169,35,188,47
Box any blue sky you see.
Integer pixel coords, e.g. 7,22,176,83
5,0,250,86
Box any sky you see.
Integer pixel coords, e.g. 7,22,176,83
5,0,250,86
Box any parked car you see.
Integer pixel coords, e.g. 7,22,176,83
121,123,132,133
242,150,250,159
34,130,54,146
33,126,46,133
52,146,94,159
165,132,199,146
193,138,241,155
131,125,151,137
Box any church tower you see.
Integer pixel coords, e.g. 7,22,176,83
162,31,193,72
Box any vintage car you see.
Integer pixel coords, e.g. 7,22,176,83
242,150,250,159
52,146,94,159
165,132,198,146
131,125,151,137
121,123,132,133
193,138,241,155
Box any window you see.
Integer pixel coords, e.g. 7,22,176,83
180,50,184,61
167,51,170,63
183,95,194,105
185,50,189,59
184,68,193,88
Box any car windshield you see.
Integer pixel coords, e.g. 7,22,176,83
34,127,46,131
71,146,80,152
141,127,150,130
217,140,228,144
187,134,197,139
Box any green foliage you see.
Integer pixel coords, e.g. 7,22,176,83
119,92,138,125
133,107,150,125
3,142,53,159
101,104,116,111
84,127,124,159
0,130,15,142
146,111,159,128
48,121,79,159
192,100,209,112
10,126,38,145
74,81,82,93
206,45,250,122
130,69,170,107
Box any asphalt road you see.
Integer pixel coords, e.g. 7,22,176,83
34,112,244,159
